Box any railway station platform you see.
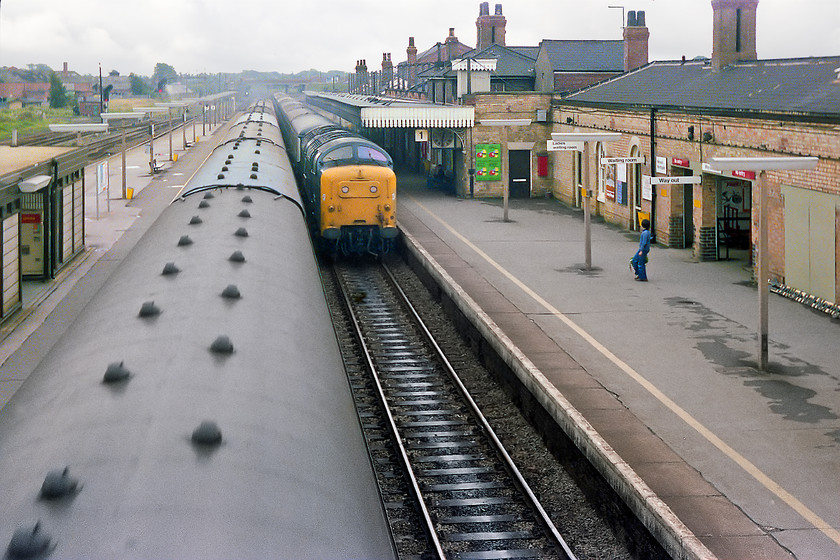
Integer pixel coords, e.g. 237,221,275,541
396,172,840,560
0,120,227,411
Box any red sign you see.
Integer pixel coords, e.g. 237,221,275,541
671,157,691,168
605,182,616,201
731,169,756,180
21,213,41,224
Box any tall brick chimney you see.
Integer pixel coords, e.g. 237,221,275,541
381,53,393,84
476,3,506,50
711,0,758,71
406,37,418,87
445,28,460,61
623,10,650,72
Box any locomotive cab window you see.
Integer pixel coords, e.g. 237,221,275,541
322,146,354,163
357,146,390,165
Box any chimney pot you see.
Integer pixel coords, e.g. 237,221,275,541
480,2,489,16
409,36,415,47
627,10,637,26
495,3,503,15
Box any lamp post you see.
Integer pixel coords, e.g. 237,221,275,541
480,119,532,222
708,156,818,371
552,132,621,270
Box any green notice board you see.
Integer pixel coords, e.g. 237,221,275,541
475,144,501,181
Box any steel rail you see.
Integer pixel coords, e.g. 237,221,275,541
381,262,578,560
334,263,448,559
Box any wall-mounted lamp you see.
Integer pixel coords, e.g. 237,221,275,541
703,131,714,142
688,126,695,140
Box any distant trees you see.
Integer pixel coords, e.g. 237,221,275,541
48,72,68,108
129,73,151,95
152,62,178,92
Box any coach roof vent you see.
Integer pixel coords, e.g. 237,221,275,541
103,361,132,383
6,523,52,559
210,335,234,354
40,467,79,500
191,421,223,446
138,301,161,318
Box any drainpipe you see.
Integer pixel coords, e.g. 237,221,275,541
649,108,657,243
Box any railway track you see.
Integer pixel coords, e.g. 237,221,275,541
4,120,186,162
325,259,577,560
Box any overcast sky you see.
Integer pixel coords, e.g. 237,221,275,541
1,0,838,77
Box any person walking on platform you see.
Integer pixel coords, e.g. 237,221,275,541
632,219,651,281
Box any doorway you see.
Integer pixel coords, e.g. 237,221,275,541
716,178,751,260
509,150,531,198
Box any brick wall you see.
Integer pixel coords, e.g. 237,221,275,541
550,103,840,300
467,92,553,198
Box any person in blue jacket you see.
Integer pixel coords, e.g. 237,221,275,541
632,219,651,281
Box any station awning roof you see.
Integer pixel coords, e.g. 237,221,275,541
305,92,474,129
361,106,474,128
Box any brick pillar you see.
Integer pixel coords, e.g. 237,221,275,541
696,174,720,260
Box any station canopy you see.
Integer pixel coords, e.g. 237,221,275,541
305,92,474,129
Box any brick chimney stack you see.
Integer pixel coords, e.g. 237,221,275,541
381,53,393,84
476,2,506,50
445,28,460,61
407,37,418,87
711,0,758,71
623,10,650,72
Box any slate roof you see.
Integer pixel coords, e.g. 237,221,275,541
564,56,840,118
538,40,624,72
446,44,537,78
415,40,474,65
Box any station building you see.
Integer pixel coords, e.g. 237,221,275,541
342,0,839,307
549,0,840,306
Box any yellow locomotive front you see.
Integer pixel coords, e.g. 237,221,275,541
320,165,397,254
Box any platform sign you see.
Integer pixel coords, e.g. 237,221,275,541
547,140,583,152
95,160,111,218
96,161,109,194
641,176,653,201
600,156,645,165
656,156,668,175
647,175,702,185
414,129,429,142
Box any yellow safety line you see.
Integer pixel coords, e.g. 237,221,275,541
406,195,840,546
